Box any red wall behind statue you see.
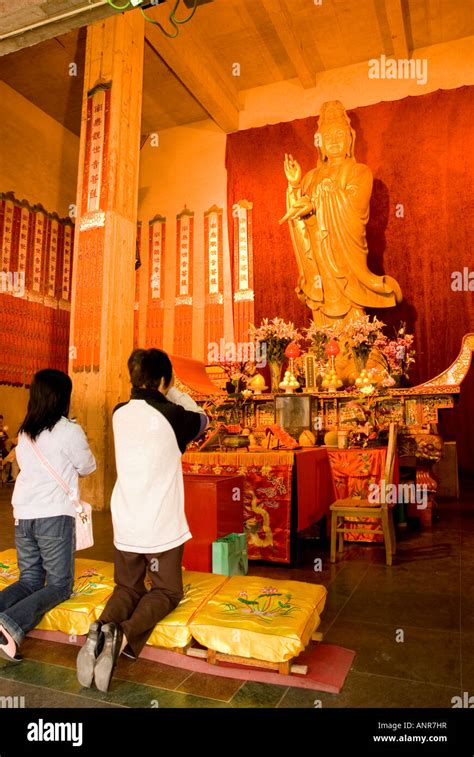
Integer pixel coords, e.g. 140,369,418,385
226,87,474,475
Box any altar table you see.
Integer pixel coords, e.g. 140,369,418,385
183,446,392,562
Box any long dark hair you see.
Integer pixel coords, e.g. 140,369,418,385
19,369,72,440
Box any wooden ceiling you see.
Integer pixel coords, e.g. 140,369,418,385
0,0,472,136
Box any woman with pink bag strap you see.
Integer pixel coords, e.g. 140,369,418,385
0,369,96,662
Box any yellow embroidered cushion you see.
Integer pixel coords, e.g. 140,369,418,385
36,559,116,635
0,551,115,637
0,549,20,586
189,575,327,663
146,571,228,649
0,550,327,661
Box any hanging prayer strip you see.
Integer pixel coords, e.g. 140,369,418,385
174,209,194,357
232,200,255,344
1,199,14,277
146,214,166,349
204,205,224,358
74,85,110,371
61,224,73,304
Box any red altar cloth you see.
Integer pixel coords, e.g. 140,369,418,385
295,448,336,532
327,447,399,542
183,450,294,564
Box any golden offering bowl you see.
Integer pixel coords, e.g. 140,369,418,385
220,434,250,449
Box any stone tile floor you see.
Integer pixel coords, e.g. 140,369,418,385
0,481,473,708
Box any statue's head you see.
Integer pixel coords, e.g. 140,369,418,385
314,101,355,162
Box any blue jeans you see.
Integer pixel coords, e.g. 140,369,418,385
0,515,75,647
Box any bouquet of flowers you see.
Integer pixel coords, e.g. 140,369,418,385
341,315,386,363
374,323,415,383
304,321,343,361
249,317,301,363
213,359,257,393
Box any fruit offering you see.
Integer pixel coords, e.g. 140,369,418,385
299,430,316,447
354,368,378,391
279,370,299,392
324,430,339,447
321,367,343,391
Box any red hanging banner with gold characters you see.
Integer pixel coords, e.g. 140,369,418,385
146,214,166,349
233,200,254,345
0,192,73,385
173,207,194,357
73,84,111,372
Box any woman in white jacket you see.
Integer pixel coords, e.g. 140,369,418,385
0,369,96,662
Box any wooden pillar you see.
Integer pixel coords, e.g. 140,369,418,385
69,12,144,509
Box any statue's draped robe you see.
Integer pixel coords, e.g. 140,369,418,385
287,158,402,324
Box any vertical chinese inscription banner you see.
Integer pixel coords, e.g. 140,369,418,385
133,221,141,348
233,200,254,345
146,214,166,348
0,192,73,385
173,208,194,357
74,84,111,372
204,205,224,360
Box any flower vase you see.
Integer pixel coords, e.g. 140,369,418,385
269,361,283,393
392,373,407,388
352,348,369,374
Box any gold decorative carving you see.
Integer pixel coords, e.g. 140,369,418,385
79,211,106,231
420,333,474,388
234,289,254,302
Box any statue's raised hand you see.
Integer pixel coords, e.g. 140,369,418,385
284,153,302,187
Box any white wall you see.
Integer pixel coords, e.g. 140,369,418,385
138,119,234,361
239,36,474,129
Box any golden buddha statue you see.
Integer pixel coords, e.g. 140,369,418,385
280,100,402,326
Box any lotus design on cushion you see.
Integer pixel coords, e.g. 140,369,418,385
222,588,299,623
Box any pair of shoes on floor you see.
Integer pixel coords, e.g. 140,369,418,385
76,621,123,693
0,626,22,663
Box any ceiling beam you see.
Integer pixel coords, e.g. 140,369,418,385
233,0,287,83
261,0,319,89
384,0,409,58
144,7,239,133
0,1,118,57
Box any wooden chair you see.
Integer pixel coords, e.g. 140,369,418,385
330,423,398,566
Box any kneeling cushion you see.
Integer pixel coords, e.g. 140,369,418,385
189,575,327,663
146,571,228,649
0,550,115,637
